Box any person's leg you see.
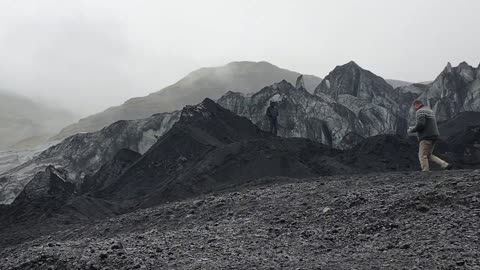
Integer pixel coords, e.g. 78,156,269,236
418,140,432,171
428,141,449,168
269,118,274,134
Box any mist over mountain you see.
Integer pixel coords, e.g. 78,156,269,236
54,61,322,140
0,90,77,150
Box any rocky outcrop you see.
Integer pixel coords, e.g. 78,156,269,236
0,166,75,224
416,62,480,122
0,111,180,204
218,80,362,148
218,63,408,148
80,148,141,194
14,166,74,204
314,61,399,104
53,61,322,140
295,75,306,89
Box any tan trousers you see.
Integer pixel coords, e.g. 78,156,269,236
419,140,449,171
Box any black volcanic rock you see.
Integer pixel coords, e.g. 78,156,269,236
92,99,430,209
0,111,179,204
444,125,480,167
16,166,74,202
1,166,75,224
438,112,480,138
342,135,420,171
434,114,480,168
2,169,480,269
81,148,141,194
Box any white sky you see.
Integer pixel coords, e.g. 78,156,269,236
0,0,479,116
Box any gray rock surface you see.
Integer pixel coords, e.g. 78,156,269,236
218,63,408,148
416,62,480,122
0,90,76,150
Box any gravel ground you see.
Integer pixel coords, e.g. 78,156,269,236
1,169,480,269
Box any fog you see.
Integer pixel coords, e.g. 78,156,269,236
0,0,479,116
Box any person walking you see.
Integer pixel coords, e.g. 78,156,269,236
266,101,279,136
408,100,452,171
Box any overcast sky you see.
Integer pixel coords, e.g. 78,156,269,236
0,0,479,116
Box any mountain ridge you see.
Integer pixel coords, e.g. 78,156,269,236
52,61,322,140
0,90,77,150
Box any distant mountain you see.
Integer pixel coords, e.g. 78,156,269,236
53,61,322,140
0,90,76,150
385,79,413,88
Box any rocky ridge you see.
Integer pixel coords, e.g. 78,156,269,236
53,61,322,140
417,61,480,122
218,61,411,149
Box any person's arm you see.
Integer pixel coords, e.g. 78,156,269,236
409,111,426,133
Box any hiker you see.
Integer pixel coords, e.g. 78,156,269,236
266,101,279,136
408,100,452,171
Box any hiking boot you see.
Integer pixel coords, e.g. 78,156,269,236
444,164,453,170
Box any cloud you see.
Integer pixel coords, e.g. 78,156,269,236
0,0,479,116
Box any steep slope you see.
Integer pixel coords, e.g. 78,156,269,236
96,98,349,208
80,148,142,194
0,111,180,204
0,90,76,150
315,61,408,135
54,61,322,140
314,61,399,104
1,170,480,269
1,166,75,224
417,62,480,121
